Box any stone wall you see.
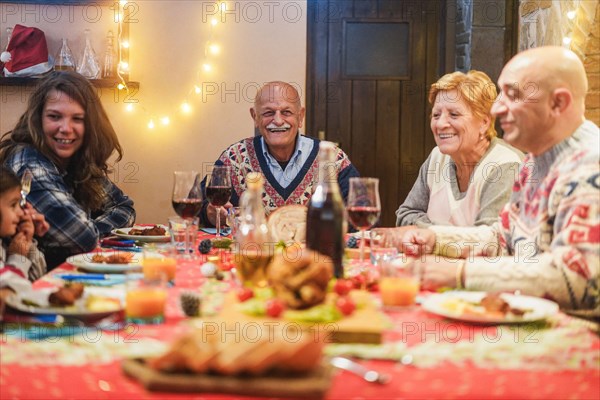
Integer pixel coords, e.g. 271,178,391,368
455,0,473,71
519,0,600,125
454,1,512,83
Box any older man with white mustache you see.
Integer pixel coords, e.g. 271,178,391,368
199,81,359,227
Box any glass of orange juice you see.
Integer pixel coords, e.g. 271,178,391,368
142,245,178,285
125,274,167,324
379,257,420,310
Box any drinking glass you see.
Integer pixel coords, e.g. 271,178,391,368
125,273,167,325
370,228,400,265
346,177,381,266
379,259,420,309
226,206,241,238
206,165,232,238
171,171,202,258
143,244,178,285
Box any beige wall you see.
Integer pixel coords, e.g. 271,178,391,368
518,0,600,125
0,1,307,224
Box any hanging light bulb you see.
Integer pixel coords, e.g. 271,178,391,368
161,116,170,125
563,36,572,46
148,119,155,129
181,102,192,113
203,63,212,72
209,43,220,55
125,103,134,112
194,85,202,94
211,18,218,26
567,10,576,20
117,83,125,90
121,40,130,49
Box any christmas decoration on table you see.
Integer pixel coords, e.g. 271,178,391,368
180,291,202,317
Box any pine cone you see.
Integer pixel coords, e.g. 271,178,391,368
180,291,202,317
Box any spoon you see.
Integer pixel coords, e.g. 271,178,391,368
20,169,33,208
330,356,391,384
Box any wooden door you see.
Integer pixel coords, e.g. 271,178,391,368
306,0,451,226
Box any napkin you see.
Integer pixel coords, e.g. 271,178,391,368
18,289,50,308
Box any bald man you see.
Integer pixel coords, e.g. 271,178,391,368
403,47,599,317
200,81,359,226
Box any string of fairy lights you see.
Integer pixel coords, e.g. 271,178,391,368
117,1,227,129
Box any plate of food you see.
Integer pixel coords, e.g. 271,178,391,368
5,284,123,322
422,291,559,324
112,225,170,242
67,251,142,273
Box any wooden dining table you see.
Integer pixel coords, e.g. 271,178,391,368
1,233,599,399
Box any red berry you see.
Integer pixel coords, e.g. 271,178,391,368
350,274,366,289
336,296,356,316
334,279,353,296
265,299,285,318
237,287,254,302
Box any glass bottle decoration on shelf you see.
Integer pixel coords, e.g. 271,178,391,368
102,30,117,79
4,27,12,51
55,38,76,72
77,29,100,79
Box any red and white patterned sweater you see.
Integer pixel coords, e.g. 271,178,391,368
432,121,600,315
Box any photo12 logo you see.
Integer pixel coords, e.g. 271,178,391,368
201,1,304,24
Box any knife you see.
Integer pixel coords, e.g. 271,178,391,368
58,274,126,280
101,239,136,247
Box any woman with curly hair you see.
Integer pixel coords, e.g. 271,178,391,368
0,71,135,269
395,70,523,227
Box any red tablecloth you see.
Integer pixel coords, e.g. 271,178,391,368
2,239,599,400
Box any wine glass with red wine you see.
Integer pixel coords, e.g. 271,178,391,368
172,171,202,257
346,177,381,266
206,165,232,238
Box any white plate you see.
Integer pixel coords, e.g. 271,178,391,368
5,288,123,322
422,291,559,324
67,251,143,273
111,225,170,242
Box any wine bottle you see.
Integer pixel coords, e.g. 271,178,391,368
235,172,273,286
306,141,345,278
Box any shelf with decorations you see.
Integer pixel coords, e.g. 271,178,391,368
0,76,139,89
0,0,136,90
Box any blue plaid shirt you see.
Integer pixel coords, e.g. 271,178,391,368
5,146,135,267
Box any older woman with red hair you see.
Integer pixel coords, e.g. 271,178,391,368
396,70,523,227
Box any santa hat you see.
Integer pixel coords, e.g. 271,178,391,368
1,24,52,77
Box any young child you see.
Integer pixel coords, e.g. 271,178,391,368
0,167,47,304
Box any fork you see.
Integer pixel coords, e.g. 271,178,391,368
330,356,391,384
19,169,33,208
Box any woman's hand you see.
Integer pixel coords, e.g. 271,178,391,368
417,256,462,291
402,228,436,256
23,203,49,237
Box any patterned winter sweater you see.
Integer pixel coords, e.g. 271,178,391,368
431,121,600,316
199,135,359,224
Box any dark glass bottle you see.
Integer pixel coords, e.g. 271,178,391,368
306,141,345,278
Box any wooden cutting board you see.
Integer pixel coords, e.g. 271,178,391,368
216,290,390,344
122,358,333,399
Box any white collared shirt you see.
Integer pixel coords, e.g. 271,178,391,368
260,134,315,188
